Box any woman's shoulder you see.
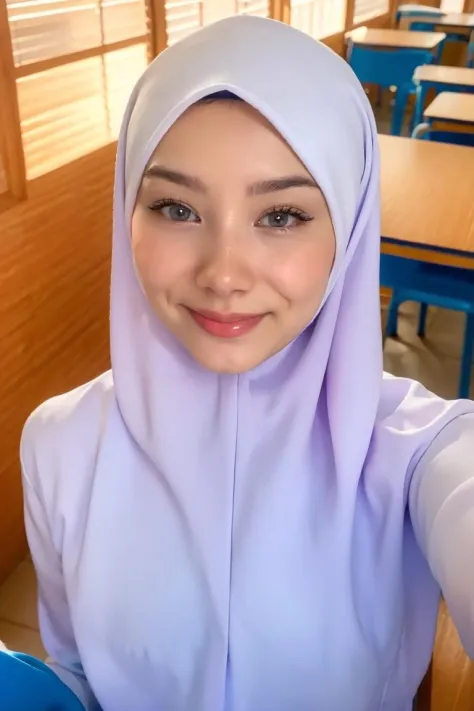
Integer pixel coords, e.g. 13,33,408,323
21,371,116,491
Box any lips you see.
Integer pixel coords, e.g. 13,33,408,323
187,309,264,338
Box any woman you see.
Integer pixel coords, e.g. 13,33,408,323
16,14,474,711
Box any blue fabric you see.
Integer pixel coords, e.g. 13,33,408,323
0,650,85,710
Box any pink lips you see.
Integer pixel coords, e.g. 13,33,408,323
188,309,264,338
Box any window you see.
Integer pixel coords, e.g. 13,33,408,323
440,0,465,10
164,0,269,46
236,0,269,16
6,0,150,179
290,0,346,39
353,0,390,25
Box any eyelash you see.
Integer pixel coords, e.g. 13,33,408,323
260,205,314,231
147,199,314,232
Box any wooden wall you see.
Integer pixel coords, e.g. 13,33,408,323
0,144,114,583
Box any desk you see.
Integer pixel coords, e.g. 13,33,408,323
423,91,474,124
347,27,446,51
413,66,474,126
434,13,474,31
379,134,474,268
414,64,474,90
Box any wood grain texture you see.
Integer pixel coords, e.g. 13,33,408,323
414,64,474,89
346,27,446,49
380,134,474,257
432,600,474,711
0,144,114,583
424,91,474,123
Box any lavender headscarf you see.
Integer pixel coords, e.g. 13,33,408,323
107,15,473,710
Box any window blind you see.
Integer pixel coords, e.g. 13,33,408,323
440,0,465,11
353,0,389,25
290,0,346,38
7,0,149,179
164,0,269,46
236,0,269,15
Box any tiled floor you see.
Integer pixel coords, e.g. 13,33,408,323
0,304,472,703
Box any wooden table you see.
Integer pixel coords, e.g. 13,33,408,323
414,64,474,90
379,134,474,269
412,66,474,126
423,91,474,124
346,27,446,51
434,13,474,30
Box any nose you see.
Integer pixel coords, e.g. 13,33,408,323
195,237,255,297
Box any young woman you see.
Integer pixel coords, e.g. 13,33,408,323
15,14,474,711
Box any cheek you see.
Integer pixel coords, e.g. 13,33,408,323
269,237,335,305
131,221,191,293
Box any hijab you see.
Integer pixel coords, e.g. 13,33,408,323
105,15,474,710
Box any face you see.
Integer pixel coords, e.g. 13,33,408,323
131,100,336,374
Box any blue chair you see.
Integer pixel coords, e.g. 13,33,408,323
382,254,474,399
382,251,474,400
347,45,437,135
411,124,474,145
468,32,474,68
385,127,474,399
409,19,467,48
408,23,446,62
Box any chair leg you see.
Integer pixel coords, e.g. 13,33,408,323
459,313,474,399
417,303,428,338
391,87,409,136
386,295,400,338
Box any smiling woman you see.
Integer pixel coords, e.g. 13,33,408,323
132,98,335,373
10,13,474,711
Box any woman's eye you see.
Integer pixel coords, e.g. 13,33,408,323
150,201,199,222
261,211,294,228
259,209,311,230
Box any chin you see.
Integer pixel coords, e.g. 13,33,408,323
188,344,265,375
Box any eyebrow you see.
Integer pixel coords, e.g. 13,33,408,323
143,164,320,195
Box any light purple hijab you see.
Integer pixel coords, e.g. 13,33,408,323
105,15,472,711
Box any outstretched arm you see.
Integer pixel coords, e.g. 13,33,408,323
410,413,474,658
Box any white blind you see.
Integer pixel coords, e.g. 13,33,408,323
164,0,202,45
7,0,149,179
17,43,147,179
236,0,269,15
7,0,148,66
440,0,464,10
353,0,389,24
290,0,346,38
164,0,269,46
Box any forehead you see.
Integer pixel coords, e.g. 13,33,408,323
147,100,311,178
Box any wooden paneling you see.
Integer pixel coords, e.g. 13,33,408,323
432,600,474,711
0,144,114,583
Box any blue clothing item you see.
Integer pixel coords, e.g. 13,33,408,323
0,649,85,711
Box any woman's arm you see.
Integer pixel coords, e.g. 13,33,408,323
22,467,100,710
409,413,474,657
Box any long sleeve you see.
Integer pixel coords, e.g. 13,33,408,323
409,413,474,658
21,465,100,710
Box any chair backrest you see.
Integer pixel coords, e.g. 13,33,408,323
409,20,438,32
417,129,474,147
347,45,435,89
468,32,474,68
